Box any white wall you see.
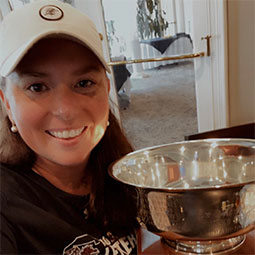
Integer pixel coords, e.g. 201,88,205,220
0,1,11,17
161,0,176,36
183,0,193,36
161,0,192,37
227,0,255,126
102,0,137,58
0,9,3,22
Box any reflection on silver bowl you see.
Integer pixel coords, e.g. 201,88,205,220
109,139,255,254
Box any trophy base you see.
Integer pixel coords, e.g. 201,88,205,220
162,235,246,255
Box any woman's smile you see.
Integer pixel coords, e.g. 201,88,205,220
46,126,86,139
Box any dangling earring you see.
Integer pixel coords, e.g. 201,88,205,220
11,123,18,133
107,121,110,127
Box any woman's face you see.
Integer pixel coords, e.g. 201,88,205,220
0,38,110,168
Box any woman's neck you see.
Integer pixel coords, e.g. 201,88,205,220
32,157,91,196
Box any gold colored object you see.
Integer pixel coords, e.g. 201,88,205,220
201,35,212,56
99,33,104,41
108,52,205,66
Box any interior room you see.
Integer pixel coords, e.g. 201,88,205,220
1,0,253,149
0,1,254,254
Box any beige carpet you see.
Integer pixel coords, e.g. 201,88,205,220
120,61,198,150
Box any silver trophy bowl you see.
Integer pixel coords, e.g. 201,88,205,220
109,139,255,254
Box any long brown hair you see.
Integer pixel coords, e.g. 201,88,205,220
0,103,35,166
88,111,139,236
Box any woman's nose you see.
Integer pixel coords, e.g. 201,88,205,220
51,88,78,121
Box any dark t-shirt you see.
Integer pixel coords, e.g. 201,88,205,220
0,164,137,254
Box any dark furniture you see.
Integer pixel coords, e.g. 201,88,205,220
185,123,255,140
140,33,192,54
111,56,131,109
112,63,131,92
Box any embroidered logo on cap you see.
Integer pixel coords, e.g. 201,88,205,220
39,5,63,21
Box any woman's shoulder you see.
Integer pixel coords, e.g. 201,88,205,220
0,163,27,214
1,163,29,189
0,163,40,203
0,163,23,192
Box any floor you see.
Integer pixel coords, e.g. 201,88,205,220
119,61,198,150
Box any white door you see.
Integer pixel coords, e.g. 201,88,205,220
191,0,228,132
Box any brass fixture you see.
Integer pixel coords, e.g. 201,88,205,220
108,52,205,66
201,35,212,56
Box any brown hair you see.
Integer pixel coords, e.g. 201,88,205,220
88,111,139,236
0,97,35,166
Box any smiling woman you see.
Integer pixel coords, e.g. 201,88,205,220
3,38,111,171
0,0,138,254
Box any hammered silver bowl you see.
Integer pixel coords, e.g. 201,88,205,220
109,139,255,254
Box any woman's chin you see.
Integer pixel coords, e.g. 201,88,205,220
38,154,90,170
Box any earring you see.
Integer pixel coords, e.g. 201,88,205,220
11,123,18,133
107,121,110,127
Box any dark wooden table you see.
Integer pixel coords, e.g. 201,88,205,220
138,229,255,254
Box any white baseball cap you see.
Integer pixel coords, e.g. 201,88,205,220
0,0,110,77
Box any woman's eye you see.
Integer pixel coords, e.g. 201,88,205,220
76,80,95,88
27,83,48,93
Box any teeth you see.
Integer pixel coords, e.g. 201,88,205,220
49,127,84,139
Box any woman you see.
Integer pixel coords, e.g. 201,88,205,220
0,1,138,254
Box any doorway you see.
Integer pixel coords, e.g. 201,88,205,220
101,0,198,149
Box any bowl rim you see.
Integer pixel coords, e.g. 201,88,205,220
108,138,255,192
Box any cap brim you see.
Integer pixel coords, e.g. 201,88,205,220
1,30,111,77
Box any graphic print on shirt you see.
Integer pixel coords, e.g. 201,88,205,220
63,232,137,255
